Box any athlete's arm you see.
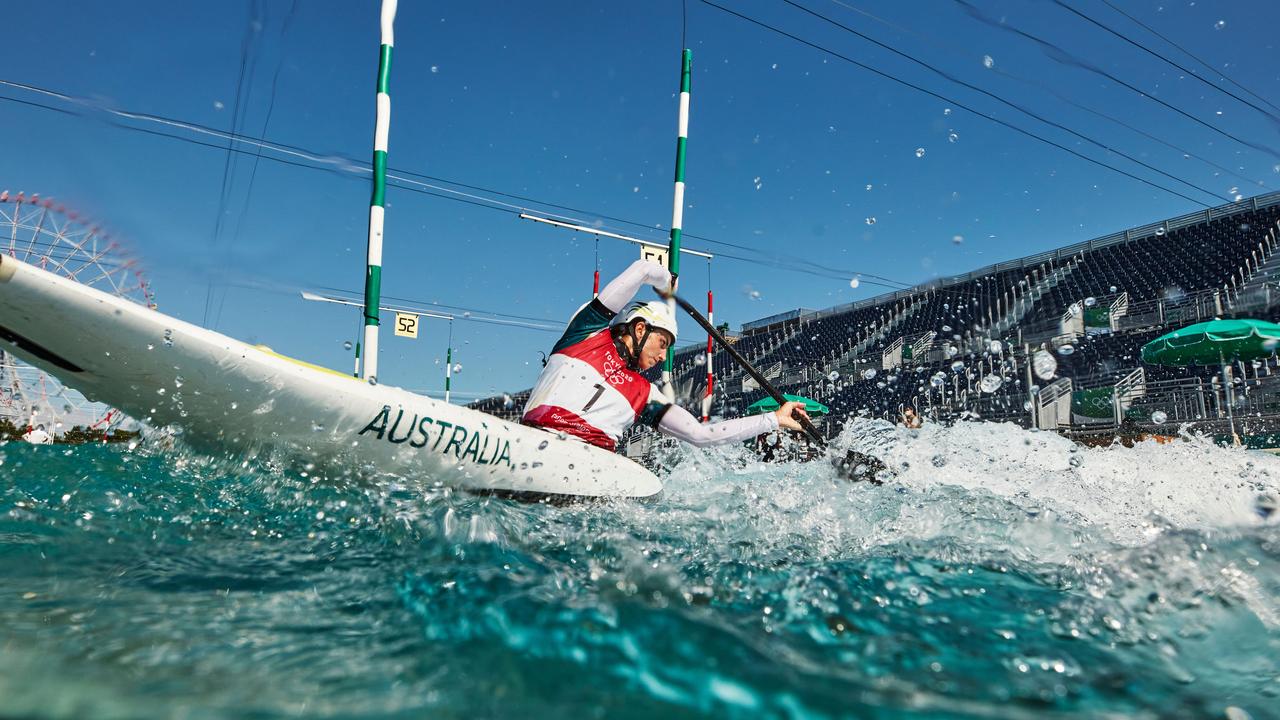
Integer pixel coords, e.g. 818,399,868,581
598,260,673,314
657,403,780,448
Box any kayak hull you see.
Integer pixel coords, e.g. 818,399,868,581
0,255,662,498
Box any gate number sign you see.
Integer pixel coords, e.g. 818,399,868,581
640,246,668,268
394,312,419,338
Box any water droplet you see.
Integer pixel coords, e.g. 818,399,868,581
452,363,463,373
1255,494,1277,520
1084,296,1097,307
163,329,174,347
1109,285,1117,292
1057,344,1075,356
1032,350,1057,380
865,184,873,191
312,421,325,432
537,440,549,450
980,374,1003,393
343,341,353,351
865,217,877,225
941,325,952,332
861,368,877,380
827,371,840,382
146,344,155,351
849,277,860,289
1214,19,1226,30
1150,410,1168,424
951,235,963,244
948,132,958,143
1155,227,1166,237
950,360,965,372
156,388,166,395
173,376,184,388
915,147,926,158
989,340,1003,354
982,54,994,69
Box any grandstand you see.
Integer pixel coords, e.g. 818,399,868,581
473,191,1280,450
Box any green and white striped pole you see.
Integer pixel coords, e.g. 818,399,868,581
664,48,692,400
360,0,397,382
444,320,454,403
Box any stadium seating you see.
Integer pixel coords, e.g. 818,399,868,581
472,193,1280,438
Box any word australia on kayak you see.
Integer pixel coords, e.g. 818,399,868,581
358,405,515,468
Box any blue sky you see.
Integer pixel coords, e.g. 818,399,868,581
2,0,1278,401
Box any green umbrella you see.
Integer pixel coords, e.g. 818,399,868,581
1140,318,1280,443
745,394,829,416
1141,318,1280,366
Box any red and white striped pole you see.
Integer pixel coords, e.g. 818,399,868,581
701,289,714,422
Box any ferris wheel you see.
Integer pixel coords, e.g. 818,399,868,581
0,190,155,439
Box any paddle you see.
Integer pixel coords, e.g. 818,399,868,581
662,291,828,448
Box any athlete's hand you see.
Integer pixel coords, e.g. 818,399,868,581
774,401,809,431
654,274,678,299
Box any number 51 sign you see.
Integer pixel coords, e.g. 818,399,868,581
394,312,420,339
640,245,668,268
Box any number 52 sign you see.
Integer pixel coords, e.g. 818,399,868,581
394,312,420,339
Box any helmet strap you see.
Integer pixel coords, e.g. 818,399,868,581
617,320,653,371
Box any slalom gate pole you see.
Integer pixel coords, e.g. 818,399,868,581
702,288,713,422
445,320,453,404
360,0,397,383
663,48,692,401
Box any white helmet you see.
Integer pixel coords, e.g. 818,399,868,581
615,301,678,342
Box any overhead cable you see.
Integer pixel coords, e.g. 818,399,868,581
818,0,1270,191
782,0,1232,204
951,0,1280,162
1053,0,1280,125
699,0,1213,207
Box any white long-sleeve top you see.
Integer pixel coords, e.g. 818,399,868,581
524,259,779,450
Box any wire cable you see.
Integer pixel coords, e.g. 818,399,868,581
1097,0,1280,117
700,0,1215,207
214,0,300,331
951,0,1280,162
0,80,911,285
203,0,263,328
1052,0,1280,126
782,0,1232,204
818,0,1270,191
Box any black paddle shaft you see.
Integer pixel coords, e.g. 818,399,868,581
666,293,827,448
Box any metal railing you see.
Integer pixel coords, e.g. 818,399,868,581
1036,377,1074,430
737,191,1280,334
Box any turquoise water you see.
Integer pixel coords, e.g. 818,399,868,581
2,421,1278,719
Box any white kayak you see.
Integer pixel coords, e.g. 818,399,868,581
0,255,662,499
